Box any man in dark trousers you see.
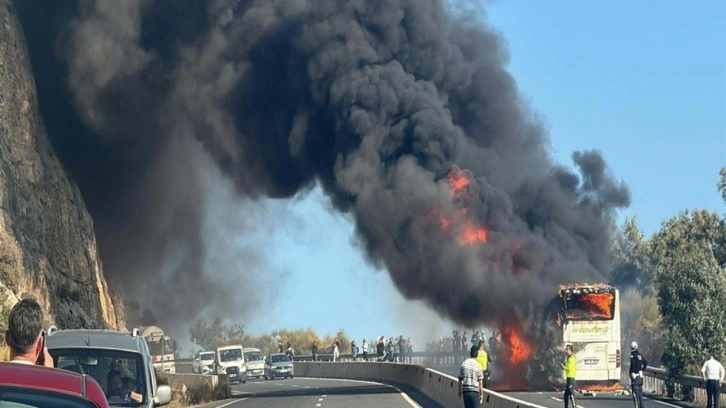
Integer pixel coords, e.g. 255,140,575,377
311,341,318,361
629,341,648,408
701,353,725,408
560,344,577,408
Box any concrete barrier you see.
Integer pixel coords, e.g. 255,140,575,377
166,373,231,399
295,361,545,408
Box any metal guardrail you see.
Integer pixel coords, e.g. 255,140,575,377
645,367,726,393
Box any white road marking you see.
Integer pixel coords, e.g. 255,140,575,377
316,404,321,407
318,398,324,401
297,378,420,408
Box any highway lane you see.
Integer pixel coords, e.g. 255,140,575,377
503,391,696,408
198,377,437,408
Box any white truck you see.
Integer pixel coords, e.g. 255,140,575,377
139,325,177,374
193,351,216,375
216,344,247,384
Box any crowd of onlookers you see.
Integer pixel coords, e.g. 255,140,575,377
306,335,415,363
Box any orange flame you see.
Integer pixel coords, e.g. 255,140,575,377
446,167,471,196
459,222,488,245
565,292,613,319
503,324,534,365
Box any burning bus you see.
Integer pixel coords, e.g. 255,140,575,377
557,283,621,389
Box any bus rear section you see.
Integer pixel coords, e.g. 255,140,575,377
560,284,621,390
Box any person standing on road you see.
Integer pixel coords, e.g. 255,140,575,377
311,341,318,362
476,340,492,388
702,353,725,408
629,341,648,408
362,339,369,361
4,298,53,367
560,344,577,408
332,338,340,362
458,345,484,408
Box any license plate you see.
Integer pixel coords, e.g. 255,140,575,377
229,374,237,378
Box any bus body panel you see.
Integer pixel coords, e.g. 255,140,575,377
560,285,621,387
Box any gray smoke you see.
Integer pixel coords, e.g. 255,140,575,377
15,0,629,351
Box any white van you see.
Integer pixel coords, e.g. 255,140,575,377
216,345,247,384
243,347,264,379
193,351,216,374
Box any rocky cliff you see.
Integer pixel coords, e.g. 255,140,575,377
0,0,124,330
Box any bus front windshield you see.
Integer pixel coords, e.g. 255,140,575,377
147,338,175,356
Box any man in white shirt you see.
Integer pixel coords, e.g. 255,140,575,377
458,345,484,408
701,354,725,408
4,298,53,367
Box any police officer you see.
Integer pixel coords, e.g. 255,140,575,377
560,344,577,408
629,341,648,408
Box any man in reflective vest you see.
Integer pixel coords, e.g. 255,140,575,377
477,340,492,388
560,344,577,408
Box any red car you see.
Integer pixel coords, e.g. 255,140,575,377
0,362,110,408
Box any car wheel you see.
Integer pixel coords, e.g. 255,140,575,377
290,374,294,379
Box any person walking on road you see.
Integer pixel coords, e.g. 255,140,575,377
560,344,577,408
629,341,648,408
702,353,725,408
458,345,484,408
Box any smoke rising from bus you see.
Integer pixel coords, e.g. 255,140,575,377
14,0,629,355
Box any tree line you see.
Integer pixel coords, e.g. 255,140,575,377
611,167,726,384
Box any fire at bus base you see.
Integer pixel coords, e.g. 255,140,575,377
482,283,622,393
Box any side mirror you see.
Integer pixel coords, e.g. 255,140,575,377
154,385,172,406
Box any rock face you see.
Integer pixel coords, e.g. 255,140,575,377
0,1,124,330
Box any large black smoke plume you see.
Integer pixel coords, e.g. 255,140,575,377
14,0,629,361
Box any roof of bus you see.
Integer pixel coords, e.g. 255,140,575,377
559,283,616,293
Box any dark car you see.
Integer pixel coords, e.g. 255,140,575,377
264,353,294,380
46,327,171,407
0,362,110,407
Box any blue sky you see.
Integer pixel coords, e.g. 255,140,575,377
242,0,725,348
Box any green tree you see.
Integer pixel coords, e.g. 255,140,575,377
189,317,248,351
620,288,664,365
655,231,726,376
718,167,726,202
610,218,654,292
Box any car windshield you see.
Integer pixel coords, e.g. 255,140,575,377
200,352,215,361
0,386,97,408
50,349,146,407
270,355,290,363
245,351,262,362
219,349,242,362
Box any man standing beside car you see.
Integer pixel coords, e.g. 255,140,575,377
4,298,53,367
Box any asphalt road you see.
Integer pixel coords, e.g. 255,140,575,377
196,377,438,408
